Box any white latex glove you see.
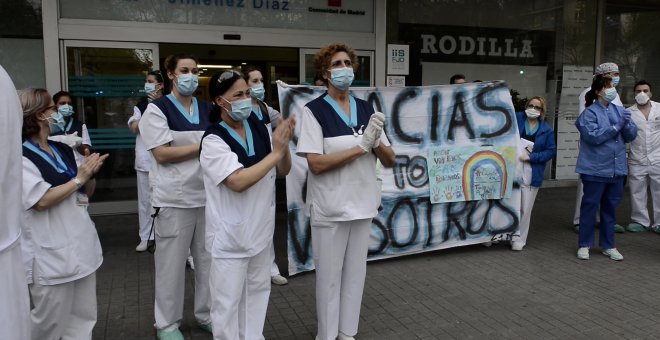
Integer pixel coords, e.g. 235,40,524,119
62,132,83,148
358,112,385,152
371,112,385,148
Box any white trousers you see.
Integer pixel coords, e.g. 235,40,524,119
29,272,96,340
269,242,280,276
629,163,660,227
312,218,371,340
210,246,271,340
516,185,539,246
154,207,211,330
137,170,154,241
0,240,30,340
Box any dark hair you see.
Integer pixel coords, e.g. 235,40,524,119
242,65,262,82
314,43,359,77
147,70,164,83
585,74,613,107
634,80,652,92
53,90,72,104
208,70,244,123
162,53,199,92
449,74,466,84
19,88,52,140
313,74,326,86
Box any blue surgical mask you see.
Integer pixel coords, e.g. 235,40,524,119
49,111,65,133
58,104,74,117
603,87,618,102
175,73,198,96
224,97,253,121
329,67,354,90
144,82,157,94
250,83,265,101
612,76,620,87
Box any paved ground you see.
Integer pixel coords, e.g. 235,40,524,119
92,185,660,340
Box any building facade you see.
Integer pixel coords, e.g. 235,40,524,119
2,0,659,214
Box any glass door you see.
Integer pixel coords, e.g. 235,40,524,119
62,40,158,213
299,48,374,87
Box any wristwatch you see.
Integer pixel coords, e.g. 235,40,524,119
72,177,82,188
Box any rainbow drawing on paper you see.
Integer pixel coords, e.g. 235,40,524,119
462,150,508,201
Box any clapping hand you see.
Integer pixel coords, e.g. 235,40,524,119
78,152,109,182
272,117,296,156
358,112,385,152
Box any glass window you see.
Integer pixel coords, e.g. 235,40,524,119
0,0,45,89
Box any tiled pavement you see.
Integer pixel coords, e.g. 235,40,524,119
92,186,660,339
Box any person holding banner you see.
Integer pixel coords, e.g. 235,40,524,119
297,43,395,340
575,74,637,261
200,70,295,339
514,96,556,251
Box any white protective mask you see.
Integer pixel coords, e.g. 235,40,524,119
635,92,650,105
525,108,541,119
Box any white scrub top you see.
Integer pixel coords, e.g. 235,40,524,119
139,95,212,208
296,94,390,222
0,65,22,252
48,121,91,166
128,103,155,172
200,118,276,259
21,157,103,285
628,101,660,166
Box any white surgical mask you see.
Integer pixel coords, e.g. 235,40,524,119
525,108,541,119
250,83,265,101
635,92,650,105
175,73,199,96
57,104,74,117
144,82,157,94
329,67,354,90
224,97,253,121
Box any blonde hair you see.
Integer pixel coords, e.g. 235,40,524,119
526,96,547,119
18,88,51,140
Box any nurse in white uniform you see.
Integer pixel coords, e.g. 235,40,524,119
129,70,163,252
139,53,213,339
243,66,289,286
49,91,92,165
200,71,295,340
296,43,396,340
18,87,107,340
0,65,31,340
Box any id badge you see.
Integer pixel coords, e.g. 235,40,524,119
76,192,89,206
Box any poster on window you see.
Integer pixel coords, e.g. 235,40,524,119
278,80,521,275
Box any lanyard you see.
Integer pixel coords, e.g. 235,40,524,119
219,120,255,157
64,118,73,133
167,93,200,124
23,139,76,178
324,95,358,129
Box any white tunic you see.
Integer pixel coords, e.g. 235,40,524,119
21,159,103,285
296,105,390,222
200,134,276,258
139,101,206,208
128,105,155,172
627,101,660,166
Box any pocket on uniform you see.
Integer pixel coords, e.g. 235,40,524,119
216,220,249,254
36,245,80,281
155,208,179,238
311,187,344,220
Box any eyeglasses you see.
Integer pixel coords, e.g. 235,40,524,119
526,104,543,111
218,71,241,84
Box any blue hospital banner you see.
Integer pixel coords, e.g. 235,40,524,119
277,81,522,275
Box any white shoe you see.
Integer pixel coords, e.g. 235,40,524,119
187,255,195,270
338,333,356,340
577,247,589,260
271,274,288,285
511,242,524,251
136,240,149,252
602,248,623,261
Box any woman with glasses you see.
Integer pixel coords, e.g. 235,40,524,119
49,91,92,165
18,87,107,339
513,97,556,251
129,70,164,252
296,43,395,340
138,53,213,339
575,74,637,261
200,70,295,339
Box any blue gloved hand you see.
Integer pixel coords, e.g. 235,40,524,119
622,109,632,125
615,118,627,131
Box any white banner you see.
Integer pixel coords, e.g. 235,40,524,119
278,81,522,275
